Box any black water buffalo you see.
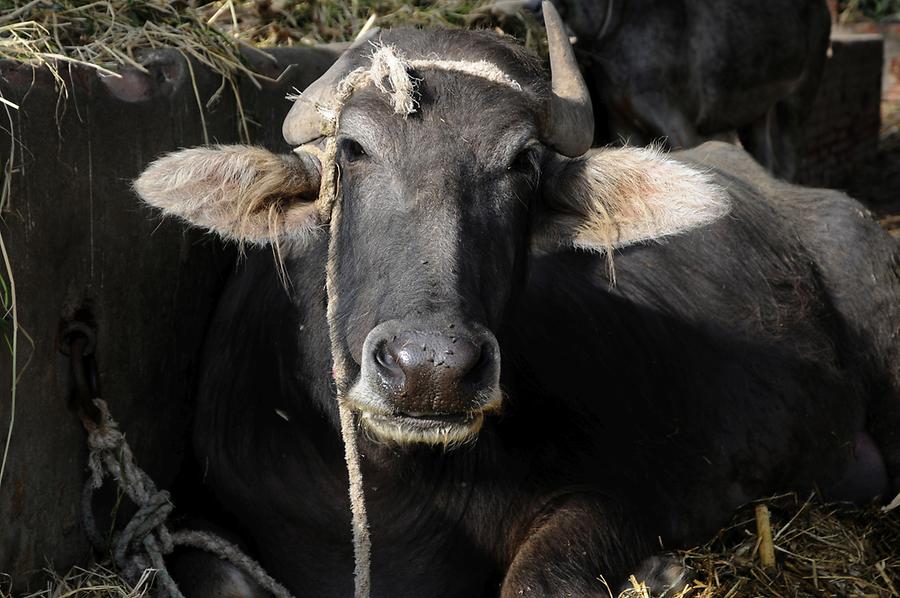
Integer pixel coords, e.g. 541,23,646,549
135,6,898,597
553,0,832,180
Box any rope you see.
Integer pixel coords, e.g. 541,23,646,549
312,43,432,598
338,402,372,597
321,87,372,598
80,398,297,598
309,43,525,598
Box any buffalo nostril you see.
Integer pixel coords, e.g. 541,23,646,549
365,328,499,414
377,349,396,369
373,343,404,385
461,343,494,388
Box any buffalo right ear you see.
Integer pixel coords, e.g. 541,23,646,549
533,146,730,253
134,145,322,245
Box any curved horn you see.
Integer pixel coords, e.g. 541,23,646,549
541,1,594,157
282,28,381,147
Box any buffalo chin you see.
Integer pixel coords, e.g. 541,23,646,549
359,411,486,448
346,380,504,448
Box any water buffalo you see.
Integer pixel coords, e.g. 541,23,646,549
552,0,832,180
134,5,898,596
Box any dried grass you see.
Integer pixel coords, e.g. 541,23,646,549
0,0,544,143
677,493,900,598
206,0,546,54
0,564,154,598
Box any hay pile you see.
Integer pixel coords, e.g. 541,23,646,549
0,0,544,142
679,493,899,597
0,0,544,83
199,0,546,51
2,493,896,597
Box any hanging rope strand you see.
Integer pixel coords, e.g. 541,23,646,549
323,163,373,598
308,44,524,598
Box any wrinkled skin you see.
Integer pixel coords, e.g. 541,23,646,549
554,0,832,179
135,29,900,598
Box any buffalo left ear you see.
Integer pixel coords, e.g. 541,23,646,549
134,145,322,245
533,146,730,253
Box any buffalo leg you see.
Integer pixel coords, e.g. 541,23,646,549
630,95,701,150
501,496,655,598
741,97,805,181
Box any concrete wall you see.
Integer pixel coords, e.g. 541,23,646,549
796,33,884,187
0,47,337,591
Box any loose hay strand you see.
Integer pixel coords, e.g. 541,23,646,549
754,504,776,569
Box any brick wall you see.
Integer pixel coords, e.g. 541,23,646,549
795,33,883,187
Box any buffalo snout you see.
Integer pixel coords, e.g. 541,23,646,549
373,330,497,414
350,322,502,446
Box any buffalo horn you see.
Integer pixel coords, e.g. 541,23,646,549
282,28,381,147
541,1,594,156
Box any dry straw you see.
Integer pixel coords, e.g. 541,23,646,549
681,492,900,597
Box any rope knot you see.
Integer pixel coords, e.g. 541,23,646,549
368,44,418,115
316,43,420,135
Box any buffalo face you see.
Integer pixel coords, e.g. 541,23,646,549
328,79,542,445
134,5,728,447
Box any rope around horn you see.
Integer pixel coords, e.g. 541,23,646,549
302,43,524,598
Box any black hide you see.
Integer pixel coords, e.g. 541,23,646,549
165,27,898,598
187,144,899,598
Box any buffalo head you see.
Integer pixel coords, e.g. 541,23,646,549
135,3,728,447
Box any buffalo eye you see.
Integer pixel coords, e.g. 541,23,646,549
340,138,368,163
507,146,540,187
508,147,538,175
